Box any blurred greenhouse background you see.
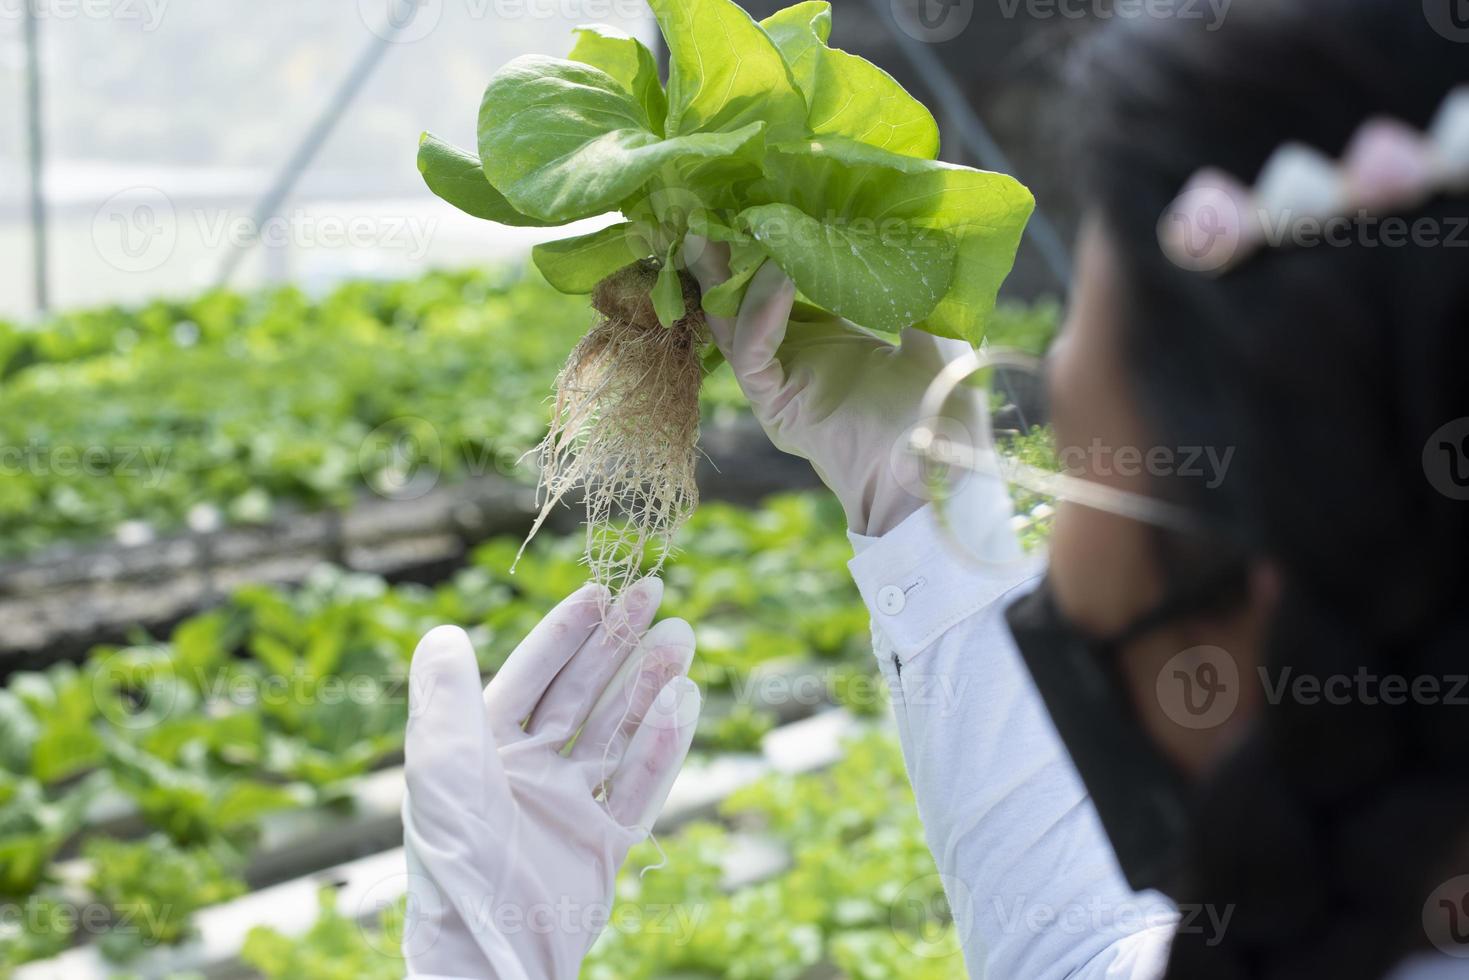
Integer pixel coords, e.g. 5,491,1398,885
0,1,653,314
0,0,1073,977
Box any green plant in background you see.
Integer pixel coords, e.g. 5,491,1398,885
699,702,777,752
103,739,310,848
0,266,1058,563
583,733,961,979
242,887,404,980
84,834,245,959
0,493,885,969
986,298,1063,356
0,269,588,559
0,892,78,970
2,665,107,785
0,773,98,898
240,733,958,980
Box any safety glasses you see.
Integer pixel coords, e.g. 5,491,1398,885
906,347,1207,566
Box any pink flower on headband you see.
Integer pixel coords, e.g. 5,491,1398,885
1158,85,1469,274
1343,119,1436,214
1157,169,1257,274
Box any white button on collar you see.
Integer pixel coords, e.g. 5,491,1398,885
877,584,906,615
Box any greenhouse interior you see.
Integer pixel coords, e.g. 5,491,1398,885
4,1,1469,978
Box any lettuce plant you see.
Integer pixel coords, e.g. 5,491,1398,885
418,0,1034,591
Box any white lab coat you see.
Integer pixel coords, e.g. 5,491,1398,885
846,486,1461,979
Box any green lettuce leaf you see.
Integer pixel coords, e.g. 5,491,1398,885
649,0,807,141
532,224,645,294
738,203,955,333
422,0,1034,343
759,1,832,98
761,2,938,159
478,55,767,224
759,139,1033,340
415,133,557,227
806,49,940,159
700,241,769,318
566,24,667,135
652,243,687,327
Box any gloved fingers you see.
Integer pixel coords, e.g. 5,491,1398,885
898,326,975,368
683,234,731,296
727,261,797,407
406,625,508,831
571,617,696,766
482,583,605,742
606,676,702,830
524,577,664,746
684,234,738,354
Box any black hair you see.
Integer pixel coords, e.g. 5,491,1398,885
1070,1,1469,976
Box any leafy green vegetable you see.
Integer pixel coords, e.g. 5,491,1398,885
759,1,832,97
0,892,77,968
761,3,939,159
652,242,687,327
243,887,404,980
0,268,598,559
652,0,808,142
531,224,643,294
104,739,308,847
566,24,667,130
414,134,554,227
419,0,1033,344
0,775,97,897
85,834,245,957
476,56,767,225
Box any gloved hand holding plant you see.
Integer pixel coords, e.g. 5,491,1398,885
418,0,1033,589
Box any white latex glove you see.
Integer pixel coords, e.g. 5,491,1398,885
401,577,701,980
687,238,990,537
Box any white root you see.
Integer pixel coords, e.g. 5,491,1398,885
517,260,705,603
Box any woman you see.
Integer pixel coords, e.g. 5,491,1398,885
399,0,1469,976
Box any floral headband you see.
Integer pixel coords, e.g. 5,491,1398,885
1159,86,1469,273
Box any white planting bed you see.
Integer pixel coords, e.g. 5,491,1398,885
17,709,873,979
